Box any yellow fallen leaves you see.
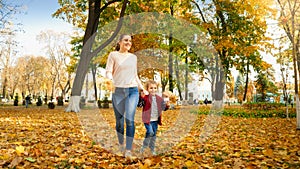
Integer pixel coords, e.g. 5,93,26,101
15,145,25,156
139,159,152,169
263,148,274,157
0,107,300,168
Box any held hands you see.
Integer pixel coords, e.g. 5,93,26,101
142,89,149,95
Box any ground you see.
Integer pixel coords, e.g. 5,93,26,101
0,104,300,168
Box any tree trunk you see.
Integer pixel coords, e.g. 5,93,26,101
51,77,56,101
91,64,98,101
85,71,89,99
66,0,101,112
168,34,174,93
161,72,168,92
213,69,225,101
66,43,94,112
2,77,7,99
212,56,225,102
243,61,249,102
168,4,174,93
295,32,300,129
291,12,300,129
185,56,188,100
66,0,128,112
174,49,183,100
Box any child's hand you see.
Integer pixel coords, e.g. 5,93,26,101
142,89,149,95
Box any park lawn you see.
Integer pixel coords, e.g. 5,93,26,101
0,105,300,168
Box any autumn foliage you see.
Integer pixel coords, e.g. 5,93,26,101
0,105,300,168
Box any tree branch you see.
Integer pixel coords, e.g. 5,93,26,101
100,0,122,12
91,0,129,57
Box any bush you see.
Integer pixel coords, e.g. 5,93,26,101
57,96,64,106
102,97,109,108
13,95,18,106
242,102,283,110
193,106,296,118
36,96,42,106
97,100,102,108
48,102,55,109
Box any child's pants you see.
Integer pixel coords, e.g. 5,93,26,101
143,121,158,151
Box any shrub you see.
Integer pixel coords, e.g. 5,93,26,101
36,96,42,106
13,95,18,106
102,97,109,108
48,102,55,109
193,106,296,118
97,100,102,108
57,96,64,106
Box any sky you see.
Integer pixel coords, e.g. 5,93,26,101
11,0,283,82
14,0,74,56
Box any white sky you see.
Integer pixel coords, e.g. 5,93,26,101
14,0,74,57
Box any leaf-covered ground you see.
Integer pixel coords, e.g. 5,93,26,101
0,105,300,168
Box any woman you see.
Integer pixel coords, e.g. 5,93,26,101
105,34,148,158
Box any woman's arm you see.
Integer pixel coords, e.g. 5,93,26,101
135,74,149,95
105,53,114,80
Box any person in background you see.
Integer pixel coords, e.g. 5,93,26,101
25,95,30,108
139,80,169,156
105,34,148,159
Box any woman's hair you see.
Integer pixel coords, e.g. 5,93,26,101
145,80,158,90
115,34,130,51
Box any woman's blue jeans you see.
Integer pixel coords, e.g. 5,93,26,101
112,87,139,150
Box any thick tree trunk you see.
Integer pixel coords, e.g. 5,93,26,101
66,0,100,112
174,50,183,100
212,56,225,102
66,96,81,112
213,71,225,101
66,0,128,112
66,44,94,112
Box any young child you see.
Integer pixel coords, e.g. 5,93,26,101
139,80,169,155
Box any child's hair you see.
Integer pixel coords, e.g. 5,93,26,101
145,80,158,90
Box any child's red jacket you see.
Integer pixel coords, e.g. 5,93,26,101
140,94,167,125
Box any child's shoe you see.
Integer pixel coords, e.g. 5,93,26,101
151,150,157,156
140,146,145,154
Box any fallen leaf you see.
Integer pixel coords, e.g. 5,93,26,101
15,145,25,156
8,157,23,168
263,148,273,157
185,160,194,167
144,159,152,166
25,157,36,163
